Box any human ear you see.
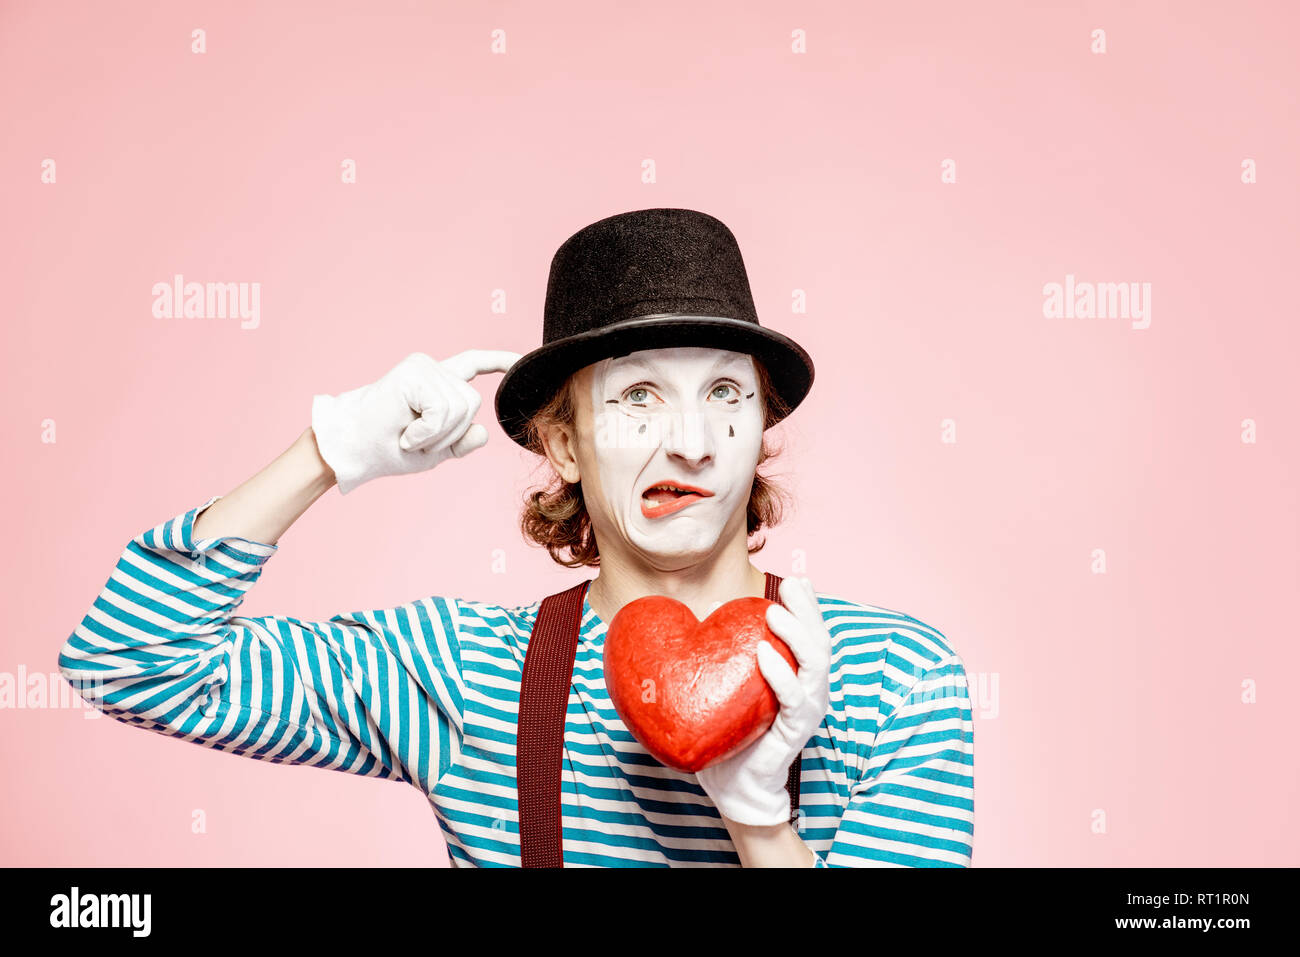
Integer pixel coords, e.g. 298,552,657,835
539,419,581,485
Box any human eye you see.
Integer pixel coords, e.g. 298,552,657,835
708,380,746,404
621,382,663,407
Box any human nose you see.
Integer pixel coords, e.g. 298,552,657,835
660,407,715,467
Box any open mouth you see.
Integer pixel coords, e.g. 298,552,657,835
640,481,714,519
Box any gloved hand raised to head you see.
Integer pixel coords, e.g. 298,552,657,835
311,350,522,494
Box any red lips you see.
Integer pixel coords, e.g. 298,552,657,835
640,480,715,520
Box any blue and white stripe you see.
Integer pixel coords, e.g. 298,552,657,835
59,496,975,867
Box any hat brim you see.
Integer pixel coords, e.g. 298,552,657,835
494,314,814,448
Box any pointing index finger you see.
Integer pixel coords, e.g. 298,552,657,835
439,349,524,381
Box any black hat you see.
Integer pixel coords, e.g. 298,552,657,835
494,207,815,448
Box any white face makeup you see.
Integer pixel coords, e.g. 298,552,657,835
580,346,765,568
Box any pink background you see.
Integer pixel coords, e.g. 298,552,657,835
2,1,1296,866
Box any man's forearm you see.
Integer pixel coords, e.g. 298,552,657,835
723,816,817,867
191,427,336,546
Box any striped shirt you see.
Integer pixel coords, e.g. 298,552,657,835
59,495,975,867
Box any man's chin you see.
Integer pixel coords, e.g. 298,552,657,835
628,533,721,571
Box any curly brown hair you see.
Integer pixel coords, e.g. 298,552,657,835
518,357,794,567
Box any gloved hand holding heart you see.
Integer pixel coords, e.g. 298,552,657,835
603,594,798,773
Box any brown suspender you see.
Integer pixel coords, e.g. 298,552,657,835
516,571,803,868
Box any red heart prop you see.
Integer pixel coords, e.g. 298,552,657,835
603,594,799,773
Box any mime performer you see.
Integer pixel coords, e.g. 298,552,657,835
59,208,975,867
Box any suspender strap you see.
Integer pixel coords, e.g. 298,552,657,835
517,572,803,867
765,572,805,826
517,579,590,869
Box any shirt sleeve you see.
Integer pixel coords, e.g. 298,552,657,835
822,654,975,867
57,495,466,792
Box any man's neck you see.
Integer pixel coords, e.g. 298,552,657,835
586,540,768,624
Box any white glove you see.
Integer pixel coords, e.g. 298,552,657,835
311,350,521,494
696,576,832,827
